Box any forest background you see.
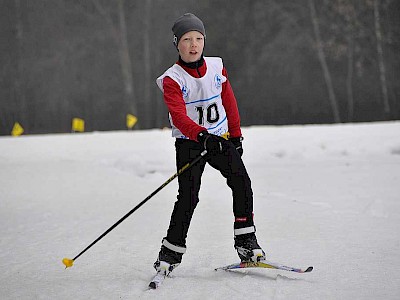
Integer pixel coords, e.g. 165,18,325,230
1,0,399,135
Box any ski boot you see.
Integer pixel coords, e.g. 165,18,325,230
153,239,185,275
234,231,266,262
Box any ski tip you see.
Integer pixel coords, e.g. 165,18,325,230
148,282,157,290
304,266,313,273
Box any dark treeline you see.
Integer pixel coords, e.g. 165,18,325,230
1,0,399,135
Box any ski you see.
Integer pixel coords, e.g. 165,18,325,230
148,272,166,290
215,260,313,273
149,260,312,289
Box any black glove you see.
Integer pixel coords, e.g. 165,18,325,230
197,131,224,155
230,136,244,157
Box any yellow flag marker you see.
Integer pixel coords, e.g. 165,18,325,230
126,114,137,129
62,258,74,268
11,122,24,137
72,118,85,132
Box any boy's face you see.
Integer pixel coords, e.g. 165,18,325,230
177,31,204,63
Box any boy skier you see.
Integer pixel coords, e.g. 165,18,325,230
153,13,265,277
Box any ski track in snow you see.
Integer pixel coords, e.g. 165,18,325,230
1,122,400,299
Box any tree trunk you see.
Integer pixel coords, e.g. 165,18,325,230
143,0,152,128
308,0,341,123
91,0,137,127
14,0,27,129
346,34,354,122
117,0,137,120
373,0,390,115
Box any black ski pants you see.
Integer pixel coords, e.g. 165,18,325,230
165,138,254,248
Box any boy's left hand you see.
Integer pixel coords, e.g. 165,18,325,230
230,137,243,157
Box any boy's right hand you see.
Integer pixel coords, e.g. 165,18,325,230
197,131,224,155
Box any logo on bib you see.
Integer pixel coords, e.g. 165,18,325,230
181,85,189,99
214,74,222,89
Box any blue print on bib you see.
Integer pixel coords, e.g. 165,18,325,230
182,85,189,99
214,74,222,89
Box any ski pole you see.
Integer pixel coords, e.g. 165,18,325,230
62,149,207,268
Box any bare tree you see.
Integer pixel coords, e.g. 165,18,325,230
333,1,357,121
14,0,26,128
308,0,341,123
142,0,152,128
117,0,136,116
91,0,137,118
373,0,390,115
346,33,355,121
0,60,10,132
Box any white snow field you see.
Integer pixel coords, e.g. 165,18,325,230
1,121,399,299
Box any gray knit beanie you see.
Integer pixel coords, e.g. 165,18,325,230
172,13,206,47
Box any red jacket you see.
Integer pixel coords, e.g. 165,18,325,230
162,58,242,141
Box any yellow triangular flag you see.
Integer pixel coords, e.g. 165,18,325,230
126,114,138,129
11,122,24,137
72,118,85,132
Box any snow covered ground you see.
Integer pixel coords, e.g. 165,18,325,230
1,121,399,299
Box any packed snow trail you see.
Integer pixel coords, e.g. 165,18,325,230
1,122,399,299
